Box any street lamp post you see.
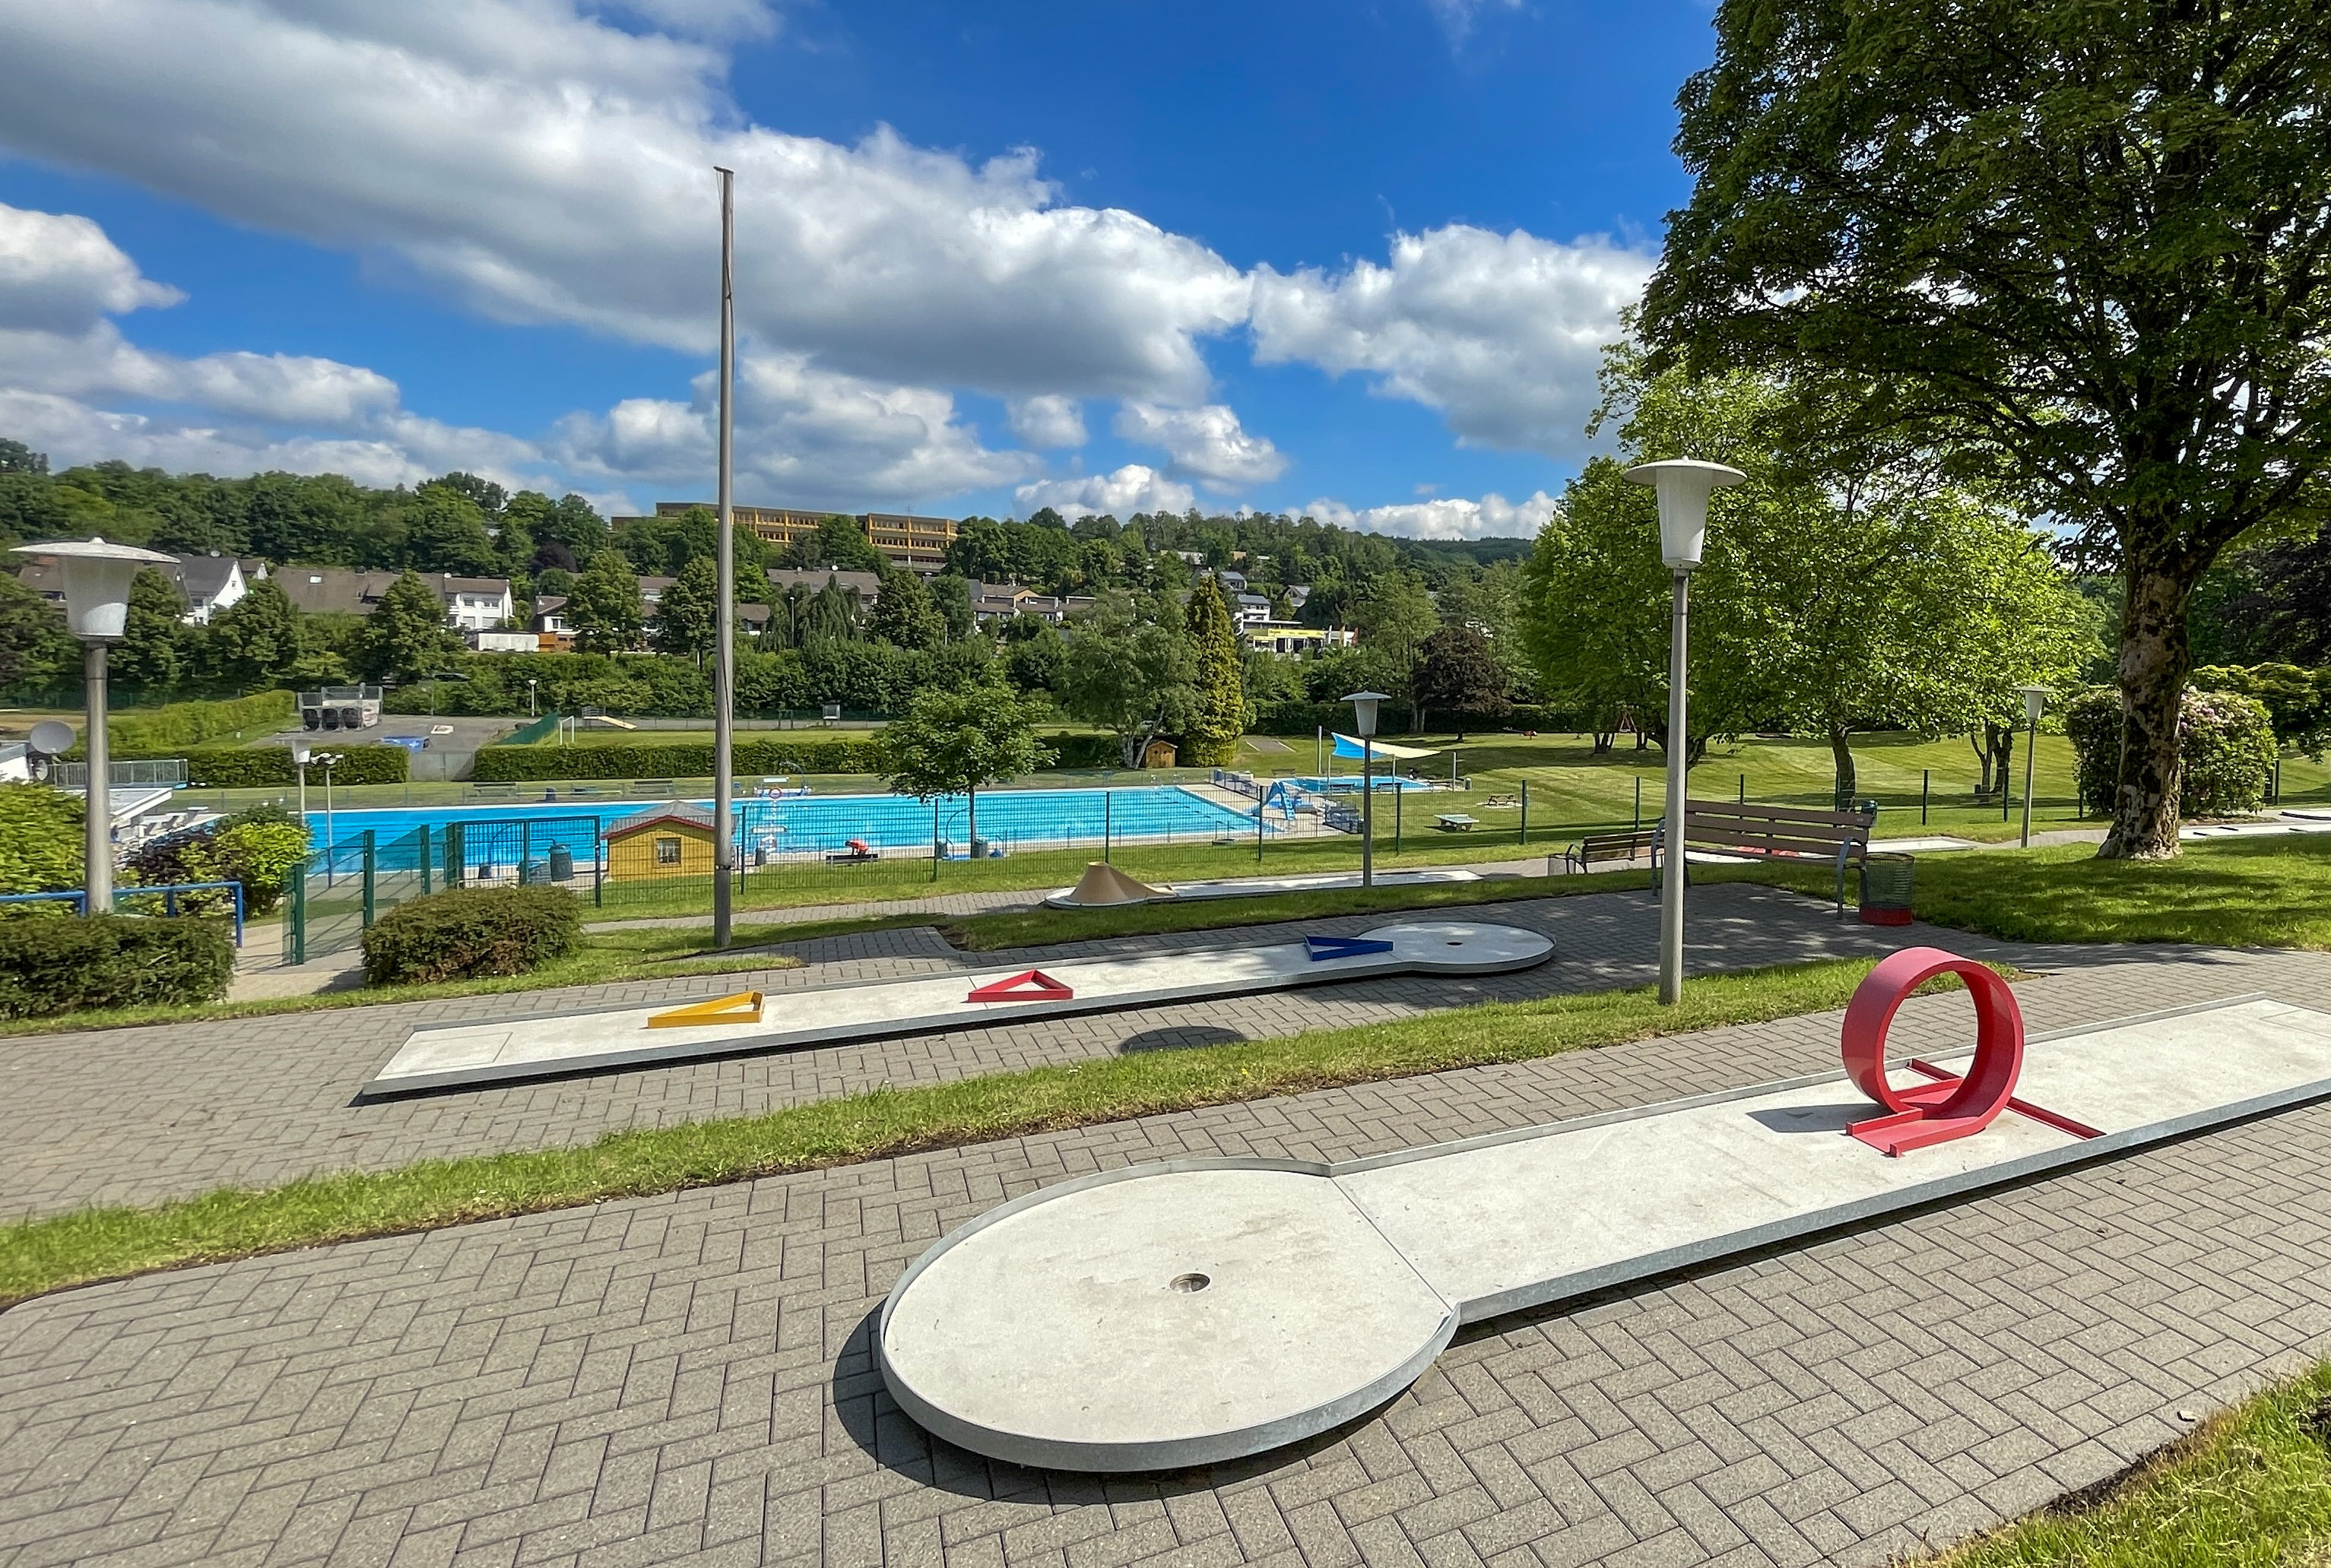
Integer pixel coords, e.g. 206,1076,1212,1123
2016,685,2049,849
1622,460,1746,1005
8,537,176,912
527,678,538,718
293,740,312,825
1343,691,1388,888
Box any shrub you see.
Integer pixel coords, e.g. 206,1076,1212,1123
361,885,582,986
2066,683,2276,818
123,804,310,915
0,914,233,1018
0,783,83,895
471,737,885,781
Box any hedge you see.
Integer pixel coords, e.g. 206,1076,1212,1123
102,692,296,753
1246,701,1571,738
473,738,885,781
0,914,234,1018
361,885,582,986
143,746,411,788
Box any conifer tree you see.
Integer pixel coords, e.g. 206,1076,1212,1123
1181,578,1245,766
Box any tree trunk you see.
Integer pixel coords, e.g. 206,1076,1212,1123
1967,730,1993,794
1591,730,1615,755
1827,724,1857,802
2101,554,2194,859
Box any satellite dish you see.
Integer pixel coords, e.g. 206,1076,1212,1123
27,721,75,756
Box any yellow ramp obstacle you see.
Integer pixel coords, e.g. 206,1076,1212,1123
647,990,765,1029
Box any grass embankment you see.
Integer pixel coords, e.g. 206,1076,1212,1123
1933,1364,2331,1566
0,956,1903,1307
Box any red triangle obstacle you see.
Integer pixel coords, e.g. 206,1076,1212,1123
966,969,1076,1003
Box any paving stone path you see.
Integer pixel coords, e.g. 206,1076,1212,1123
7,884,1917,1222
6,937,2331,1566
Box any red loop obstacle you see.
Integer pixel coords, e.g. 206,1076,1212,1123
1840,947,2025,1156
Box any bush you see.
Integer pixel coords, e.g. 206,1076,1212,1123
2066,683,2277,818
0,914,233,1018
122,803,310,915
0,782,83,895
149,745,410,787
360,885,582,986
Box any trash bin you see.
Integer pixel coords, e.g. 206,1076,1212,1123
1858,853,1915,927
522,859,547,885
548,845,575,882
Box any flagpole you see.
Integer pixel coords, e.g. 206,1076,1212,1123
711,165,737,948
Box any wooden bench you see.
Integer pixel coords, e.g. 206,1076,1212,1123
1561,828,1660,874
470,783,516,800
1434,813,1479,832
1657,800,1876,911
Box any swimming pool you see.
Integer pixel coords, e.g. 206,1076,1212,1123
308,784,1259,863
1283,774,1440,793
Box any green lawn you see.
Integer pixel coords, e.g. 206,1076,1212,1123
1904,835,2331,949
1933,1364,2331,1566
0,955,1927,1307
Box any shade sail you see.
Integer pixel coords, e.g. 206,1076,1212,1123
1330,732,1441,762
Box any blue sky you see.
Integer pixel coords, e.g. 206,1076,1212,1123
0,0,1716,538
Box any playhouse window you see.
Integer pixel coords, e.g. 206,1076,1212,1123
655,836,682,866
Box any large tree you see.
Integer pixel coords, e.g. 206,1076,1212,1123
109,566,188,696
1181,578,1245,765
206,577,303,688
1059,593,1200,768
652,556,720,668
566,550,645,654
357,570,461,683
1411,626,1510,738
877,685,1052,852
1642,2,2331,857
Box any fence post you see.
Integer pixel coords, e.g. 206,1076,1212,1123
1394,778,1403,853
288,860,306,965
361,829,376,927
1256,793,1265,863
448,822,465,889
1633,777,1642,833
1103,790,1112,864
1519,780,1528,846
1738,773,1746,805
1922,770,1930,825
931,801,941,882
420,823,433,895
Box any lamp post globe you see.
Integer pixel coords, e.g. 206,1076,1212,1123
8,537,177,911
1342,691,1391,888
1621,461,1746,1005
2015,685,2050,848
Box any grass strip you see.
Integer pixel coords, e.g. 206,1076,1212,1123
0,954,1908,1310
1933,1363,2331,1566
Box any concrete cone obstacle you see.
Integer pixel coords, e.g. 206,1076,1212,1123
1055,861,1172,908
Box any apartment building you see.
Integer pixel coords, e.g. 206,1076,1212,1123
635,503,958,575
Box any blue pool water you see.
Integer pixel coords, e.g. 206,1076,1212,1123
1283,774,1438,793
308,784,1257,865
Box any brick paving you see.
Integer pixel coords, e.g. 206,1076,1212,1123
5,883,1923,1222
5,939,2331,1565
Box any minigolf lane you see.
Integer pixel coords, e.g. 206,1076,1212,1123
360,920,1554,1095
876,958,2331,1474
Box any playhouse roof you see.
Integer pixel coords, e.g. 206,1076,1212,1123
605,804,718,838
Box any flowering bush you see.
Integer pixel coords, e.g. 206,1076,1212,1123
2064,684,2276,819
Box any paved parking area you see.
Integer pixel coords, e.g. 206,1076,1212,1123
6,939,2331,1566
4,884,1926,1221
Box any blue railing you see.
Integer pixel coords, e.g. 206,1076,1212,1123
0,880,246,946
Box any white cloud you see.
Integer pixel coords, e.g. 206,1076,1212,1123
1016,464,1195,519
1305,489,1558,540
1424,0,1521,41
1007,394,1086,448
1112,401,1287,489
0,203,181,333
1251,226,1651,456
0,0,1250,403
555,350,1038,510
